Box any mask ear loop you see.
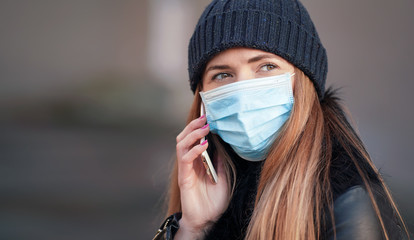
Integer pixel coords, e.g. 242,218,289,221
288,72,296,104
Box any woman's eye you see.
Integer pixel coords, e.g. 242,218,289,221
260,64,277,72
212,73,232,81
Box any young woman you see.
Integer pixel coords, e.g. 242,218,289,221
153,0,409,239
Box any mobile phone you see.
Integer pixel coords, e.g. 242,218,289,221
200,103,218,184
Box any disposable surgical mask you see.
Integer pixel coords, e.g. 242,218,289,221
200,72,294,161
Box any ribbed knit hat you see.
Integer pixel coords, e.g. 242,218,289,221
188,0,327,99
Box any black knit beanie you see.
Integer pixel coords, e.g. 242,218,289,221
188,0,327,99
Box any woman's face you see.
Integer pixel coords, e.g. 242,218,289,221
201,47,295,92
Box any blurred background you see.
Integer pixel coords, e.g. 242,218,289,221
0,0,413,239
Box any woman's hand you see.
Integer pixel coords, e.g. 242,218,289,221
174,115,230,239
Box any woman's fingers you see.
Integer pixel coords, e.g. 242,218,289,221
176,124,210,154
181,140,209,164
178,141,209,187
176,115,207,143
176,117,210,187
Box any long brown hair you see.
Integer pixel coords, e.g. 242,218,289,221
167,69,409,239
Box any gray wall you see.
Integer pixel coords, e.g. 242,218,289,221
0,0,413,239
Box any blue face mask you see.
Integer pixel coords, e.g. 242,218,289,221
200,72,294,161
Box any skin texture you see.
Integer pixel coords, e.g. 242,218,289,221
175,47,296,239
202,47,295,91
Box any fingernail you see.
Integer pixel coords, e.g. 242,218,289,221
201,124,209,129
199,115,205,119
201,139,208,145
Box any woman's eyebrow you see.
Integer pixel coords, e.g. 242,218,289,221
205,64,231,73
205,54,277,73
247,54,277,63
